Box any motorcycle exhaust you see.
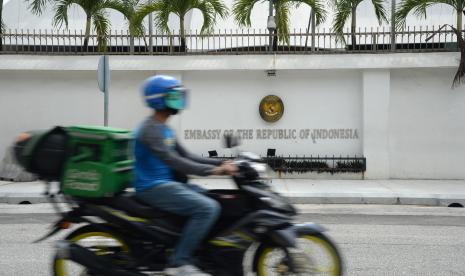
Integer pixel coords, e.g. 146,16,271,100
55,240,145,276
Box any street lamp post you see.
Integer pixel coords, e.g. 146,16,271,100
267,0,276,52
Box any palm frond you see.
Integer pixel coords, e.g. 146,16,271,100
1,19,5,33
131,1,164,36
171,0,191,17
103,0,146,35
26,0,51,15
371,0,388,25
332,0,353,43
207,0,229,18
327,0,338,11
191,0,229,34
192,0,215,34
232,0,260,27
295,0,327,25
153,2,172,34
395,0,443,30
275,0,291,44
92,9,110,50
102,0,133,19
52,0,76,29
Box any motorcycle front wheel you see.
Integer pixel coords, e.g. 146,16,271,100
255,233,343,276
53,224,131,276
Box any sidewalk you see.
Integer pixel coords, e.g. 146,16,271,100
1,179,464,206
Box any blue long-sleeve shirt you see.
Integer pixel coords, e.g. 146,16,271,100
133,117,222,192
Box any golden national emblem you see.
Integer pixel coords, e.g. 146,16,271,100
259,95,284,122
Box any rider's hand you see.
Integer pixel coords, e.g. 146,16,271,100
221,161,239,176
211,162,239,176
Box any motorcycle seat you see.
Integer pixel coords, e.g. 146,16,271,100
80,194,182,220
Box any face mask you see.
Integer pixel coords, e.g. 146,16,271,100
165,87,188,110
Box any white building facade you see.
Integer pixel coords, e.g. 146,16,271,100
0,53,464,180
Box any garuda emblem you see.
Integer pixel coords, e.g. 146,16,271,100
259,95,284,123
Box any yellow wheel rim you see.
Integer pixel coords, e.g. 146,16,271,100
54,231,129,276
257,235,341,276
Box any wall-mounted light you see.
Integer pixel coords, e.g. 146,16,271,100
267,148,276,157
208,150,218,157
267,16,276,32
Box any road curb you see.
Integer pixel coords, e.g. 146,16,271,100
1,194,64,204
289,195,465,206
2,193,465,206
287,196,398,205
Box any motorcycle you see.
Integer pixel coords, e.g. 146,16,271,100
13,126,343,276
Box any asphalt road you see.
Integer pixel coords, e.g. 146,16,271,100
1,204,465,276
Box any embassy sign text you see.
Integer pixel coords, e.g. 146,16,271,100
184,128,359,144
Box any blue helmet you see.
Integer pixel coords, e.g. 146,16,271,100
142,75,188,111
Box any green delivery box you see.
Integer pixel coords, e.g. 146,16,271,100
61,125,133,198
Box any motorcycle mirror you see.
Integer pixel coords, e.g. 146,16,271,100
223,134,240,148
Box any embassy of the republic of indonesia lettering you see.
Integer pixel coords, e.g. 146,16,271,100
184,128,359,143
184,129,223,140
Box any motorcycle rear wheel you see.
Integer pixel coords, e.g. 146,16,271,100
53,224,130,276
255,233,343,276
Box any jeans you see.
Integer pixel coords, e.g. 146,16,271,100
136,182,220,267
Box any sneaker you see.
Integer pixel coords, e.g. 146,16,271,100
164,265,212,276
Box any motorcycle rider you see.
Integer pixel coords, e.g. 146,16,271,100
133,75,238,276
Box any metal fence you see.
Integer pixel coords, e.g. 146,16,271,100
210,155,366,175
264,156,366,175
0,25,460,55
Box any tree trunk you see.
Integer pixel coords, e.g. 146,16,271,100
457,8,463,35
130,35,134,54
179,16,186,52
390,0,396,51
351,7,357,49
83,14,92,48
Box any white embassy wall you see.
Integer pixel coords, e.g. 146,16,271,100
0,53,464,179
179,70,363,158
389,68,465,179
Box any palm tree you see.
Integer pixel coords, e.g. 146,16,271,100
233,0,326,46
395,0,464,33
332,0,388,48
425,24,465,87
107,0,146,51
131,0,229,51
27,0,132,49
446,25,465,87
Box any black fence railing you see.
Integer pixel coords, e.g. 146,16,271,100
0,25,460,55
210,155,366,175
264,156,366,174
